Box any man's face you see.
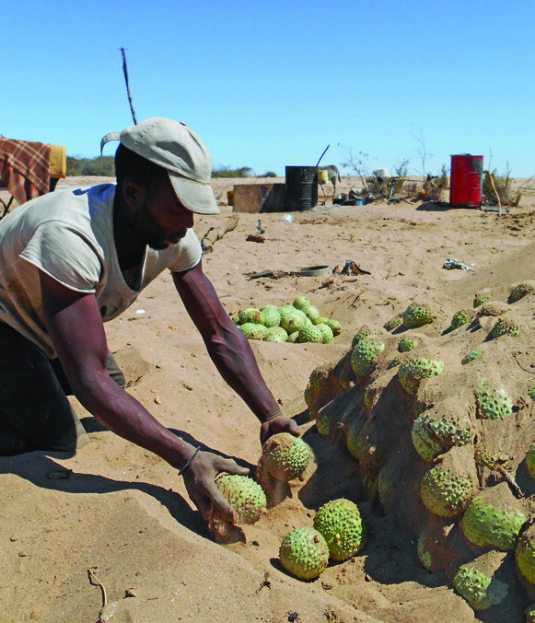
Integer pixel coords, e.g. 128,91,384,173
130,177,195,250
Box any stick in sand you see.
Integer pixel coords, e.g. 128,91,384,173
484,170,502,215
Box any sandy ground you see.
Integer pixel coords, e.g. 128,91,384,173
1,175,534,623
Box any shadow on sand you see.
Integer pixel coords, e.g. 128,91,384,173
0,426,253,539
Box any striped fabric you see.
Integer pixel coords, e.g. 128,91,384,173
0,138,51,205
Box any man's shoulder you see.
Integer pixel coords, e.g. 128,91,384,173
17,184,115,227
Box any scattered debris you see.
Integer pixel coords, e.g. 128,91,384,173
246,233,265,243
88,567,119,622
256,219,265,235
201,214,239,253
442,257,474,271
338,259,371,276
255,571,271,594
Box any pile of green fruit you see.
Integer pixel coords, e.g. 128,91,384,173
232,297,342,344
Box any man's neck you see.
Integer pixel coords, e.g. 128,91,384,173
113,194,146,272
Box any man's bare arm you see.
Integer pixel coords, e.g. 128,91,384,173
39,270,246,520
172,261,299,441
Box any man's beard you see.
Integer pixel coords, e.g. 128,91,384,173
131,205,186,250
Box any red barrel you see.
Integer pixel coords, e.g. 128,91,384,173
449,154,483,207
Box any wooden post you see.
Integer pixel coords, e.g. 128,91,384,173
484,170,502,216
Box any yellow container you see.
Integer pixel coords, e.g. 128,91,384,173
317,169,328,184
49,145,66,178
227,190,234,206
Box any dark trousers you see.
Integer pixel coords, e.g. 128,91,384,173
0,322,124,456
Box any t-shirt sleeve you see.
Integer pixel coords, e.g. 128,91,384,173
167,229,203,273
20,222,103,293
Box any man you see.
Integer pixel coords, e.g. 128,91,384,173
0,117,299,523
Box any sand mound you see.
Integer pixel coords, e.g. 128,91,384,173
304,262,535,621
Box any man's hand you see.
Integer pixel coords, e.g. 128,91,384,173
260,414,300,446
181,450,249,522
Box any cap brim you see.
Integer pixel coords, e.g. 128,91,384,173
168,171,220,215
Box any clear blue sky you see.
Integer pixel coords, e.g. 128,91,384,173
4,0,534,177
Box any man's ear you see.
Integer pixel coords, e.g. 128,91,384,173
122,180,145,207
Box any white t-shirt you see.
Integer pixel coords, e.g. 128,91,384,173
0,184,202,357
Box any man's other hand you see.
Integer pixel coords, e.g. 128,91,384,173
182,450,249,523
260,415,300,445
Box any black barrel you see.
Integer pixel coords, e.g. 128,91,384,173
284,166,318,211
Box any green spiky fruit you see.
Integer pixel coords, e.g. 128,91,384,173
475,383,513,420
460,496,526,551
304,365,331,412
516,525,535,585
305,305,321,324
411,414,472,462
453,561,508,611
265,326,288,342
232,313,240,325
489,317,520,339
279,527,329,580
461,349,482,365
313,499,366,561
260,304,282,328
412,416,443,460
473,292,490,308
238,308,264,325
402,303,433,328
398,356,444,395
351,339,385,379
316,411,330,435
420,466,472,517
510,281,534,301
279,304,296,318
377,464,395,511
527,446,535,479
297,325,324,344
281,311,307,334
451,309,474,330
287,331,300,343
292,296,310,311
398,336,419,352
215,474,267,524
346,419,364,459
262,432,311,482
351,327,379,349
384,317,402,331
529,386,535,401
347,430,379,474
417,533,433,571
363,381,382,411
346,425,364,460
315,316,329,325
316,323,334,344
240,322,268,340
323,318,342,336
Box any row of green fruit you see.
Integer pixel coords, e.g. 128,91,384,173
215,433,366,580
305,308,535,612
232,296,342,344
